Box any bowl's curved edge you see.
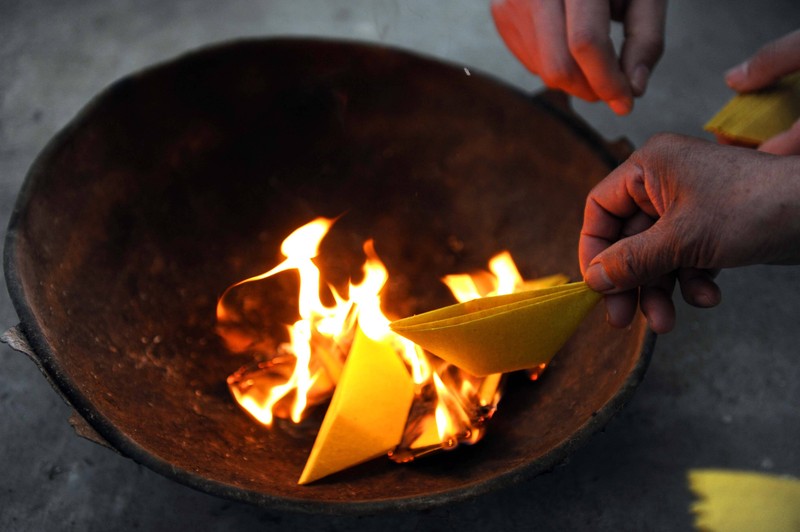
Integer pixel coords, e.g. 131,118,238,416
3,37,654,515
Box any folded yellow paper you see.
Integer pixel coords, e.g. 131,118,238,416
298,326,415,484
390,281,600,377
704,72,800,145
689,469,800,532
517,273,570,292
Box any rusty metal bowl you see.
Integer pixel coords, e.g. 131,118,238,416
4,39,653,513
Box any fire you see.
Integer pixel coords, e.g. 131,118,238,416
219,217,557,474
219,217,350,426
395,251,529,451
444,250,524,301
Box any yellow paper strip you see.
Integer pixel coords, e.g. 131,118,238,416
390,281,600,377
392,283,586,330
689,469,800,532
704,72,800,145
298,326,415,484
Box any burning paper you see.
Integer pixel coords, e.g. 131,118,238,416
390,282,600,377
218,217,350,427
218,217,588,484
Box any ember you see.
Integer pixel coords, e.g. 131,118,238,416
218,217,566,483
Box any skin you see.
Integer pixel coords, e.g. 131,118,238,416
491,0,667,114
578,29,800,333
492,4,800,331
724,29,800,155
580,134,800,334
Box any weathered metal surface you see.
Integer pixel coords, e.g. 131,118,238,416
4,39,652,513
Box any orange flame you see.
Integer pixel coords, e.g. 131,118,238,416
221,218,431,427
392,250,530,455
220,218,350,426
220,218,547,461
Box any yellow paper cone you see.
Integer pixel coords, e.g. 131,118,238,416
298,326,415,485
704,72,800,145
689,469,800,532
390,282,600,377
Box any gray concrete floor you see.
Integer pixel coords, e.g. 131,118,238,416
1,1,799,530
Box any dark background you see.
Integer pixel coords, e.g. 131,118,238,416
1,1,799,530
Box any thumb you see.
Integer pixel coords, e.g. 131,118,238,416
725,30,800,92
584,223,679,293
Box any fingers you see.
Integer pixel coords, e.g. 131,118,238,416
529,1,598,101
492,0,644,113
578,132,798,333
638,269,720,334
725,29,800,92
601,280,677,334
724,30,800,155
579,157,658,275
581,134,715,292
759,118,800,155
640,274,676,333
565,0,633,114
491,0,599,102
619,0,667,96
600,264,715,334
491,0,541,75
677,268,721,308
603,291,639,328
587,221,679,292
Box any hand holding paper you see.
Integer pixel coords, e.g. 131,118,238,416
705,72,800,149
707,29,800,155
580,133,800,334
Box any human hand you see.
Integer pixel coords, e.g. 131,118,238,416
580,133,800,333
491,0,667,115
724,29,800,155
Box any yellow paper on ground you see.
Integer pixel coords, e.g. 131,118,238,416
704,72,800,145
689,469,800,532
389,281,600,377
298,326,414,484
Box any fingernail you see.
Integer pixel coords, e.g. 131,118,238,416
631,64,650,96
585,263,615,292
725,62,748,88
608,97,632,115
693,287,721,308
695,291,714,307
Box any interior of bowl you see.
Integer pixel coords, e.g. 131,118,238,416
5,38,652,513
